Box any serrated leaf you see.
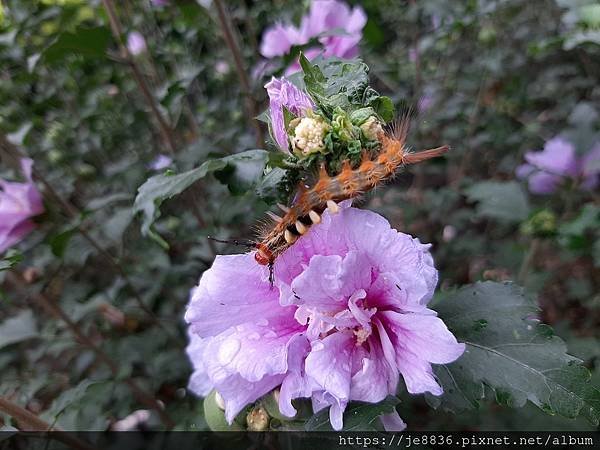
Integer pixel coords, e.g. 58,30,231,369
430,282,600,425
0,310,38,349
304,396,399,431
214,150,269,195
465,181,530,223
133,159,227,246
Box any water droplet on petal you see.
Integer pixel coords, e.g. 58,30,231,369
247,332,260,340
312,341,324,352
257,318,268,326
218,338,241,365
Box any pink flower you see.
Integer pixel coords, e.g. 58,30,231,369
0,158,44,253
127,31,147,56
151,0,169,6
185,202,464,430
260,0,367,75
149,154,173,171
265,77,315,151
516,137,600,194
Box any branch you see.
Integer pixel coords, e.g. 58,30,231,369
0,397,96,450
5,272,176,430
0,135,168,333
213,0,264,147
101,0,177,154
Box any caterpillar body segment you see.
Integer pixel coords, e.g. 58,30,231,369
254,128,449,268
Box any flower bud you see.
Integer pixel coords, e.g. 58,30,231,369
360,116,384,141
521,210,557,237
291,116,330,156
203,390,243,431
246,405,270,431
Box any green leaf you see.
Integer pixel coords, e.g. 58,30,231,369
430,282,600,425
0,250,22,272
214,150,269,195
305,396,399,431
0,310,38,350
42,26,111,64
369,96,395,123
133,159,227,246
465,181,530,223
48,229,76,258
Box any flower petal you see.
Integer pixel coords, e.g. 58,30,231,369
184,254,283,337
380,411,407,432
305,332,353,403
202,313,303,383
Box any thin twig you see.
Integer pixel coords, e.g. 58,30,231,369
0,397,98,450
0,136,162,328
518,238,541,285
101,0,177,154
5,272,176,430
213,0,264,147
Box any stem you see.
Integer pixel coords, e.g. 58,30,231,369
101,0,177,154
518,238,541,285
0,136,163,330
213,0,264,147
0,397,97,450
5,272,176,430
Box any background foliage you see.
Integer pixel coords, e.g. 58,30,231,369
0,0,599,432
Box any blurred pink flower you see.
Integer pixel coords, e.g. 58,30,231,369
0,158,44,253
185,202,464,430
260,0,367,75
151,0,169,6
149,154,173,171
265,77,315,151
516,137,600,194
127,31,147,56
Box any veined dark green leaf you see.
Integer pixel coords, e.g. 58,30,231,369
133,159,227,247
465,181,530,223
305,396,399,431
429,282,600,425
133,150,268,246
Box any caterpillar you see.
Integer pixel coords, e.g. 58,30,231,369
253,118,449,278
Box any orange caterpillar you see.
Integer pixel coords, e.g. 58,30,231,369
254,119,449,272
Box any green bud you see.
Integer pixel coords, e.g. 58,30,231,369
262,389,294,422
331,108,357,142
521,210,557,237
203,390,243,431
360,116,384,141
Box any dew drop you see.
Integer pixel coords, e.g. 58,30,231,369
247,332,260,340
312,341,325,352
218,338,241,365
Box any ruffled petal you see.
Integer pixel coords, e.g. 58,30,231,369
218,373,285,423
202,313,303,383
381,310,464,395
185,331,213,397
380,411,407,432
525,137,578,177
184,254,283,337
305,332,353,404
528,171,562,195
